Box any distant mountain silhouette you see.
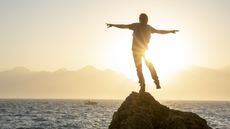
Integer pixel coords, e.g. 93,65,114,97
55,68,68,73
163,66,230,100
78,65,98,72
5,66,31,73
0,65,136,99
220,65,230,73
0,65,230,100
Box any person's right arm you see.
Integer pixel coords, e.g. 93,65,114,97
106,23,131,29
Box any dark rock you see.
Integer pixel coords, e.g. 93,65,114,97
109,92,212,129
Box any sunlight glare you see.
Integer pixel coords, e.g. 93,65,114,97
145,34,191,80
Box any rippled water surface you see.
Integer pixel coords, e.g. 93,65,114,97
0,99,229,129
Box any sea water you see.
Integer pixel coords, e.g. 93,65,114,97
0,99,229,129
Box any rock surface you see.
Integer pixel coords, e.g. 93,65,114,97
109,92,212,129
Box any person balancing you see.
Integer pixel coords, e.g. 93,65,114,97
107,13,179,92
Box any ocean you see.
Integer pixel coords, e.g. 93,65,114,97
0,99,229,129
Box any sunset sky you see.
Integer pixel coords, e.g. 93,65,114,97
1,0,230,79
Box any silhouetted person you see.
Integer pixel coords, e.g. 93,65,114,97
107,13,179,92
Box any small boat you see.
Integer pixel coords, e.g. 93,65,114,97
84,100,98,105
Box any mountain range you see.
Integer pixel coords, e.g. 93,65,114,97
0,65,229,100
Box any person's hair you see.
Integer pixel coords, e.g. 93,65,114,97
139,13,148,24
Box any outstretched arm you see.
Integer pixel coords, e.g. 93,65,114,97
152,28,179,34
106,23,130,29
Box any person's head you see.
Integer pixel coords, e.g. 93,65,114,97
139,13,148,24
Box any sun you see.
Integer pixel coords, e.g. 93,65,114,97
144,34,192,80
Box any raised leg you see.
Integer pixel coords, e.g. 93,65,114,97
144,56,161,89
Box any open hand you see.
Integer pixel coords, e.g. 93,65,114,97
171,30,179,34
106,23,113,28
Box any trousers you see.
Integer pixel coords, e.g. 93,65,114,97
132,51,159,86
